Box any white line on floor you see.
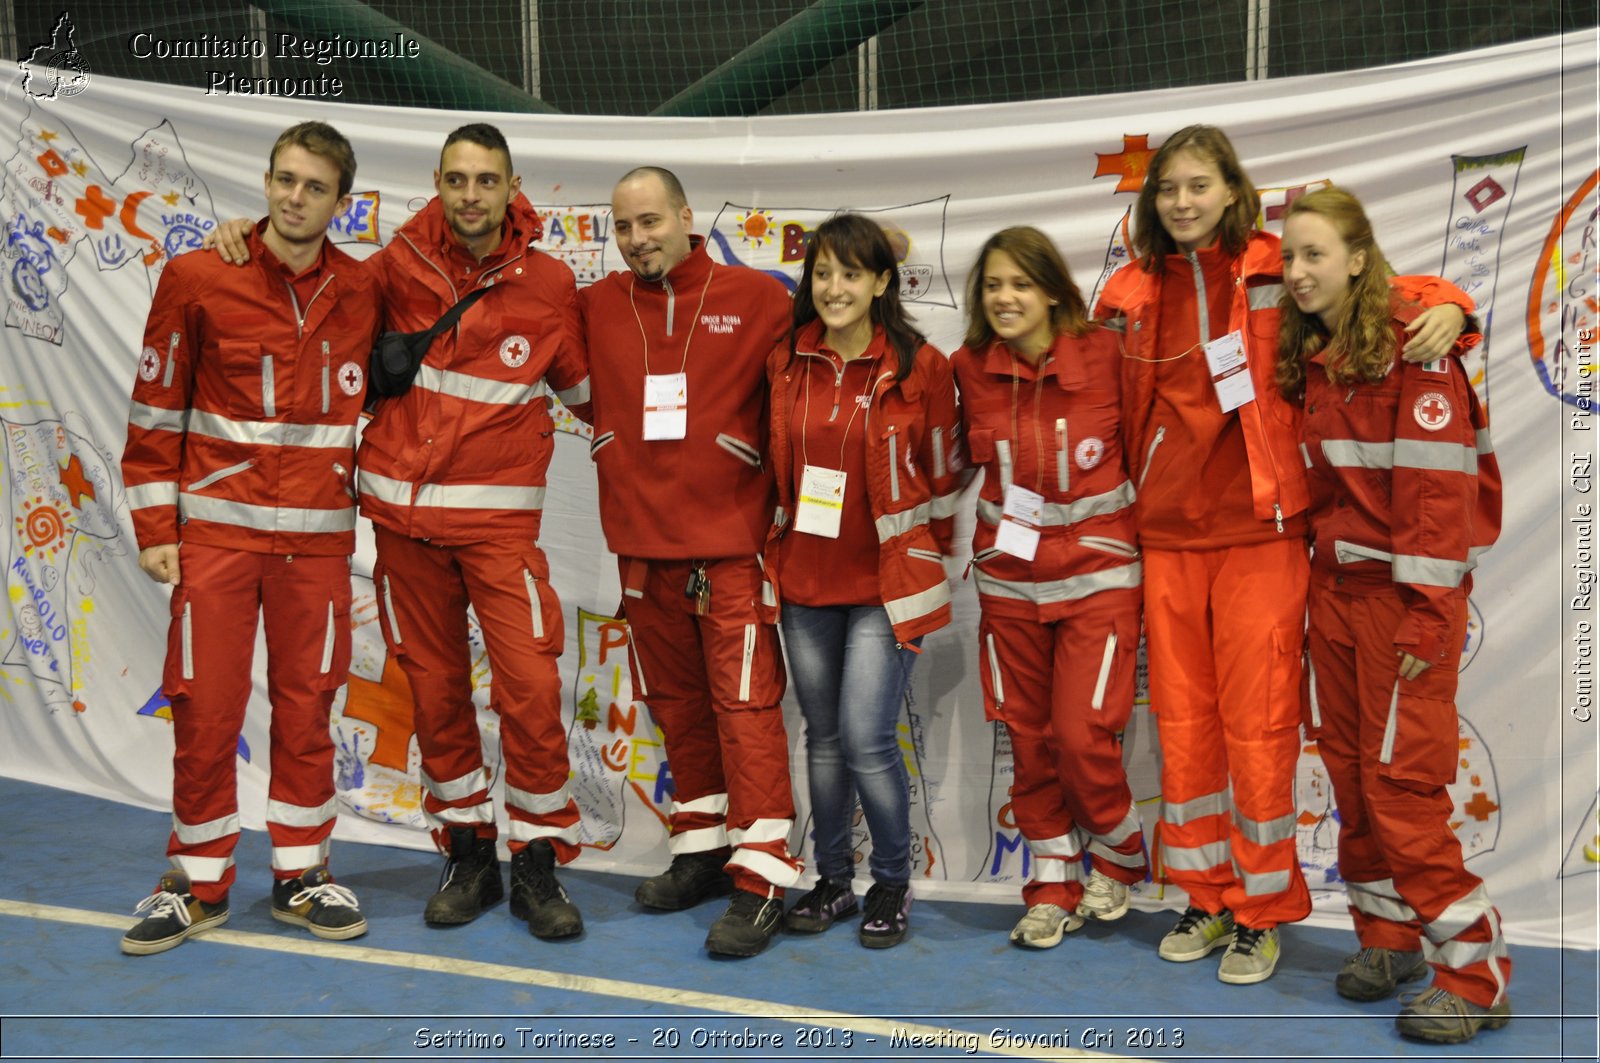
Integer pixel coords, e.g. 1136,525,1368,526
2,898,1149,1061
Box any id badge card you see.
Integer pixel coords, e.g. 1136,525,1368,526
643,372,688,440
995,483,1044,561
795,465,847,538
1203,330,1255,413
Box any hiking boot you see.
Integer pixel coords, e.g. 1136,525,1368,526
424,826,503,926
1158,906,1235,962
1008,903,1082,949
508,840,583,940
1396,987,1511,1044
859,882,911,949
1218,924,1281,984
783,877,858,934
635,849,732,911
704,888,783,957
1075,869,1131,922
1336,946,1427,1002
271,865,367,941
121,870,228,956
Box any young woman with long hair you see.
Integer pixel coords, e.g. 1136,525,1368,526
952,227,1147,949
1094,125,1472,984
763,213,962,948
1280,186,1508,1045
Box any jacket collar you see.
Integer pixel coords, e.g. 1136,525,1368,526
397,192,540,268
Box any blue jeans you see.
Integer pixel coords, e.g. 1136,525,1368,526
782,603,919,886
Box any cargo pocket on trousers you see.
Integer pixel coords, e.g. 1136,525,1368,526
318,578,354,690
1377,689,1460,789
977,619,1005,723
524,555,565,655
161,586,193,700
1265,622,1306,735
372,560,407,660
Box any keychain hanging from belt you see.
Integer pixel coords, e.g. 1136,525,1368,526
684,563,711,615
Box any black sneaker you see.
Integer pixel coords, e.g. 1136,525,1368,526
784,877,858,934
704,888,783,957
509,840,583,940
271,864,367,941
121,870,228,956
424,826,503,926
859,882,912,949
634,849,733,911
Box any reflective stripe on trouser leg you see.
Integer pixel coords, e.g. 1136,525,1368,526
668,793,730,855
506,782,582,856
420,766,495,840
727,816,803,889
1021,830,1083,909
266,797,337,873
1418,883,1513,1007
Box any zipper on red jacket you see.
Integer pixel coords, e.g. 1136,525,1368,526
321,341,331,414
162,331,180,387
1187,252,1210,340
664,277,676,336
284,274,336,340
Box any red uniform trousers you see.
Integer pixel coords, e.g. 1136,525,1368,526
1308,580,1510,1007
162,542,351,904
978,587,1148,909
1145,538,1313,929
372,526,579,862
621,555,800,894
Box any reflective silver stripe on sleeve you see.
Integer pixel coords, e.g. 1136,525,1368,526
1476,428,1494,455
125,481,178,511
1300,441,1312,469
186,459,253,492
931,488,962,520
931,426,946,478
1320,439,1394,469
1393,554,1471,587
883,582,949,629
875,502,931,542
128,401,191,434
162,331,180,388
1395,437,1477,474
555,376,591,406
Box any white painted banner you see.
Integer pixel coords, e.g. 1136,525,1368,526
0,28,1593,951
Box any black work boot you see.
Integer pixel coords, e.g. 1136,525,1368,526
509,839,583,940
423,826,503,926
705,887,783,957
634,848,733,911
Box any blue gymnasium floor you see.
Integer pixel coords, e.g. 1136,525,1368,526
0,774,1594,1063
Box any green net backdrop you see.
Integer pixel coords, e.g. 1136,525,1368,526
7,1,1593,116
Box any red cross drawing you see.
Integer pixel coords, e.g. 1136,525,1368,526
1093,134,1156,194
1461,791,1499,822
58,454,96,509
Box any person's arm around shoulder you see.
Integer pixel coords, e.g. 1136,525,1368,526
540,263,592,424
916,345,964,555
1394,274,1475,363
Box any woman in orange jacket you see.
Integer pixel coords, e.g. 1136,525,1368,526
953,227,1147,949
1095,125,1471,984
764,213,962,948
1280,186,1508,1045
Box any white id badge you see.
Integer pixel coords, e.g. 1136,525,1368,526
643,372,688,440
1203,330,1255,413
995,483,1044,561
795,465,847,538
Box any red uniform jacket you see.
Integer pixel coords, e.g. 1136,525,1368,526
764,321,964,643
579,238,789,560
1096,232,1474,538
124,223,381,556
356,194,587,546
951,328,1141,621
1303,293,1500,663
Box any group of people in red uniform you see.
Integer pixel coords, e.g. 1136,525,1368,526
118,117,1509,1045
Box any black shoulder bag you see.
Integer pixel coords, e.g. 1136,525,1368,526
367,285,493,402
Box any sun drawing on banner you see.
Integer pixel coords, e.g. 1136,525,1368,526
15,494,68,558
736,209,775,250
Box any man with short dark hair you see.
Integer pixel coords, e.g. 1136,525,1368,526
211,123,592,941
122,120,381,955
580,166,801,957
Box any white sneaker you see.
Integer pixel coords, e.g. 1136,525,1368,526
1008,903,1083,949
1075,869,1130,921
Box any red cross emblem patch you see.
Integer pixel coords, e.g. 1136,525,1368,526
500,334,530,368
1075,436,1104,470
137,346,161,382
1413,391,1452,431
338,361,365,396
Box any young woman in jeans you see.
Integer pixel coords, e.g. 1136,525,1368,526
762,213,962,948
